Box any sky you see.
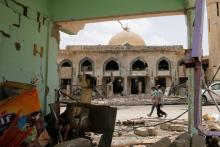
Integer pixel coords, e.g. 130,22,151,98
60,12,209,55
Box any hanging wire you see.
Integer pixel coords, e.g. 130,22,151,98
117,20,129,31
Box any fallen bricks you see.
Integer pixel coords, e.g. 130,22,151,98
117,118,187,127
112,118,187,147
134,127,158,137
169,124,185,132
112,133,206,147
113,117,214,146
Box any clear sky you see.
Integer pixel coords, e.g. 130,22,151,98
60,13,209,55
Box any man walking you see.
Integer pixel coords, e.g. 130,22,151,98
147,87,158,117
156,85,167,118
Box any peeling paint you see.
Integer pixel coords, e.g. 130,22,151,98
0,30,10,38
0,2,59,114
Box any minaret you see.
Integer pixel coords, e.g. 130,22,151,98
206,0,220,82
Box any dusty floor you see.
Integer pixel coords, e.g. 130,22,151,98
108,105,220,146
115,105,219,121
60,104,220,146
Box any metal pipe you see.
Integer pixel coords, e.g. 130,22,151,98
191,0,205,130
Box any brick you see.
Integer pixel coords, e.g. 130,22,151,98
147,127,158,136
160,123,170,130
169,124,185,132
134,127,148,137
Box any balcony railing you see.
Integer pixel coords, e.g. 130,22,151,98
104,70,120,76
130,70,148,76
157,70,170,76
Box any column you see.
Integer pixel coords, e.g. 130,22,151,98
123,76,128,96
186,0,198,134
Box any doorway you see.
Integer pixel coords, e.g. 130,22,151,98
130,77,146,94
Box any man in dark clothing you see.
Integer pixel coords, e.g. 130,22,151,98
147,87,158,117
156,85,167,118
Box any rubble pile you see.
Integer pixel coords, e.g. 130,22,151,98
202,113,220,131
111,117,188,147
92,96,188,106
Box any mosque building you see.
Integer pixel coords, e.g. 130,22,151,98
57,30,187,97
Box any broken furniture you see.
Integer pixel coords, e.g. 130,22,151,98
46,102,117,147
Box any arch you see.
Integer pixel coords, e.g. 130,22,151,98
79,57,95,73
59,59,72,67
130,57,148,71
103,57,120,71
156,57,171,71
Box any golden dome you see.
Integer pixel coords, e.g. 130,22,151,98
108,31,145,46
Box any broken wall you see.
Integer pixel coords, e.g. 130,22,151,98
0,0,59,114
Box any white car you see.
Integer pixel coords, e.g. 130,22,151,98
202,82,220,105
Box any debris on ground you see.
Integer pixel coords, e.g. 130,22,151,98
111,117,188,147
1,81,220,147
202,113,220,131
91,96,188,106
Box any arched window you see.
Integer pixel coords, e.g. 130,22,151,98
132,60,147,71
81,60,92,71
60,60,72,67
105,60,119,71
158,60,169,70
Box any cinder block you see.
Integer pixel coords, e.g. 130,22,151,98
169,124,185,132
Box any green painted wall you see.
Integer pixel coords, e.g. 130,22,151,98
13,0,49,16
49,0,186,21
0,1,59,114
0,0,194,114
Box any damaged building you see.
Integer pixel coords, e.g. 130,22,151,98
1,0,220,146
57,30,187,97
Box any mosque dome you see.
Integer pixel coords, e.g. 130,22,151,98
108,31,146,46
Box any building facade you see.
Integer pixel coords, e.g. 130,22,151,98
206,0,220,82
57,31,186,97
